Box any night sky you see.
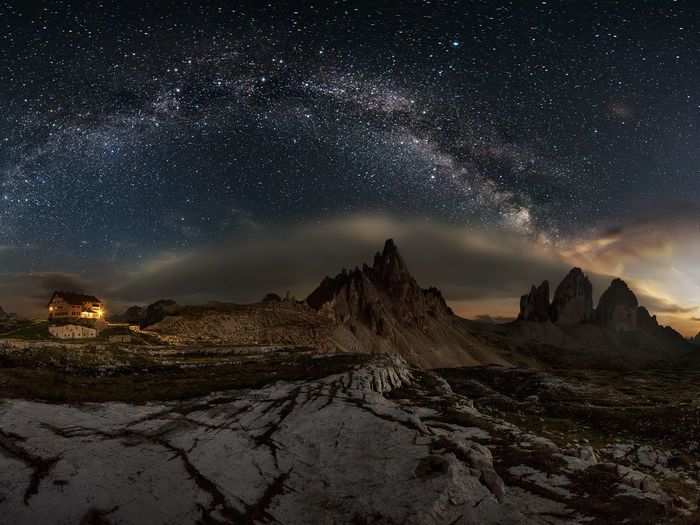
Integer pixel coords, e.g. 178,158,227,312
2,1,700,333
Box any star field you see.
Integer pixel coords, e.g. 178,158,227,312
2,1,700,274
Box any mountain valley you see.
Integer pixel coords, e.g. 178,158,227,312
1,240,699,524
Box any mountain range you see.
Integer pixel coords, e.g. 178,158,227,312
115,239,696,369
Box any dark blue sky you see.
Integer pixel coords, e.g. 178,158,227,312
1,1,700,321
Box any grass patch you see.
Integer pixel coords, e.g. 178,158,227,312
0,350,371,403
1,321,50,340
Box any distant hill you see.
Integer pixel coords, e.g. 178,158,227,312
133,299,336,349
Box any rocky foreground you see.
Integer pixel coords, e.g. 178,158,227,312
1,354,697,524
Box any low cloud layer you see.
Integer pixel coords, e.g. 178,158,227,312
2,213,698,335
0,272,90,313
559,204,700,334
109,215,575,305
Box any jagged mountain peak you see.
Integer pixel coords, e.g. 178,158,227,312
382,237,399,257
598,278,638,309
518,280,551,322
596,278,639,332
516,270,690,347
609,277,633,291
372,238,410,284
306,238,452,331
551,267,594,325
557,267,589,288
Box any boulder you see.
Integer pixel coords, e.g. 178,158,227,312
615,464,663,494
518,281,551,322
550,268,594,325
261,293,282,303
578,446,598,466
123,305,146,323
596,279,638,332
108,305,145,324
142,299,180,327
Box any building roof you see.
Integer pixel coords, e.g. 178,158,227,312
48,291,102,307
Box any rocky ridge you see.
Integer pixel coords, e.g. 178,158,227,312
519,269,685,340
519,269,596,326
142,302,336,348
307,238,453,331
305,239,510,368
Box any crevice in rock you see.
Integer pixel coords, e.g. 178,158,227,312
253,388,302,467
342,397,428,434
239,470,292,524
79,505,119,525
318,377,345,410
0,429,60,505
41,424,247,523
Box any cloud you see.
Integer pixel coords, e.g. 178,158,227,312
636,294,698,315
107,214,571,306
0,272,93,315
0,215,570,314
561,203,700,317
